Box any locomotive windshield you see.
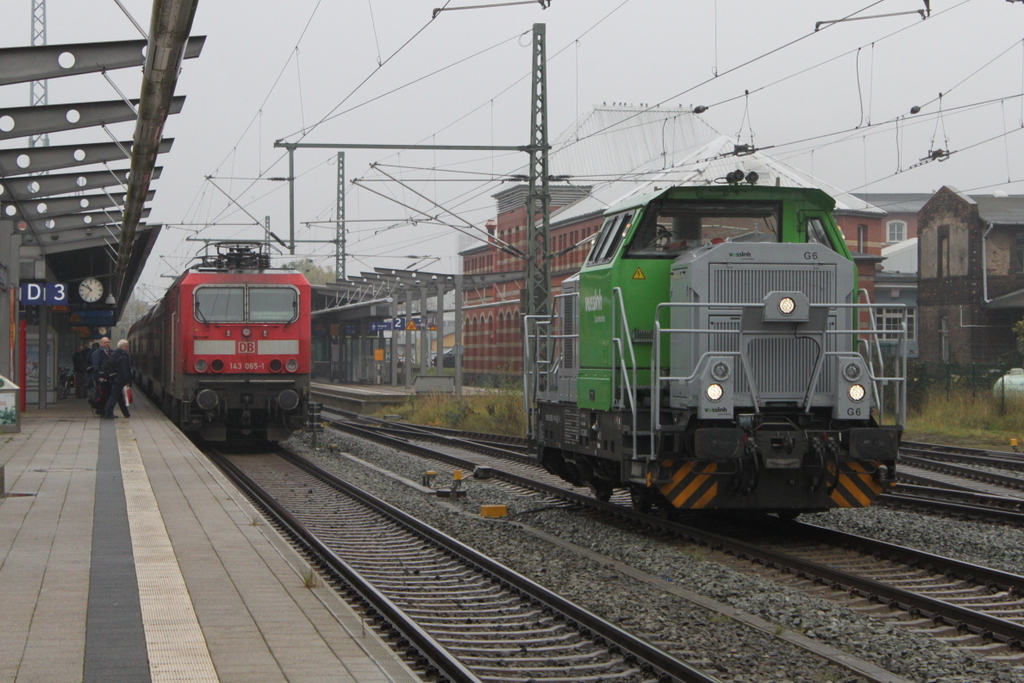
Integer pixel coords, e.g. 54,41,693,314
249,287,298,322
194,287,244,322
193,285,298,323
625,201,780,258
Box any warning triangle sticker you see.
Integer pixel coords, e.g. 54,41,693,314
632,267,646,280
406,321,418,330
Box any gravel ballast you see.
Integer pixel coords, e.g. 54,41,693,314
285,431,1024,683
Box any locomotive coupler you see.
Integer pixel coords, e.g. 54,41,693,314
808,435,826,492
823,434,841,493
739,435,760,496
240,393,253,428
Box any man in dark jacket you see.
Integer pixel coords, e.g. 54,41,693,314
90,337,111,386
103,339,132,419
72,344,91,398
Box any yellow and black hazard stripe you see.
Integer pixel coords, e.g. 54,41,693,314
659,461,720,509
828,461,884,508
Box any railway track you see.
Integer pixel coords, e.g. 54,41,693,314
323,410,1024,525
891,441,1024,521
208,445,723,683
320,415,1024,661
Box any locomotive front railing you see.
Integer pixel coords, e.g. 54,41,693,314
523,315,551,439
651,300,908,438
610,287,643,459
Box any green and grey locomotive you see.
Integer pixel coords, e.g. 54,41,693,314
525,184,907,515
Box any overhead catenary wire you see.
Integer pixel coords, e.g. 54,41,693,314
160,0,1022,286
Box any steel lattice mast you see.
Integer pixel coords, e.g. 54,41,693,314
524,23,550,319
29,0,49,148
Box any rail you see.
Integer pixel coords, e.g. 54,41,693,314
208,450,484,683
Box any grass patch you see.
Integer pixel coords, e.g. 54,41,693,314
380,389,526,436
378,377,1024,450
301,566,320,589
905,388,1024,449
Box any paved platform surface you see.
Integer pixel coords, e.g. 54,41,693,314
0,393,421,683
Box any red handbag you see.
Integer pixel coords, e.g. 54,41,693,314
123,386,133,406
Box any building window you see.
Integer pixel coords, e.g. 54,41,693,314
887,220,906,243
1014,233,1024,274
938,234,949,277
940,316,950,362
875,307,915,340
856,225,867,253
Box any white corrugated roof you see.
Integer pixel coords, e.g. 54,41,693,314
539,105,882,225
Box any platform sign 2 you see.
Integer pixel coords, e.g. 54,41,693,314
19,282,68,306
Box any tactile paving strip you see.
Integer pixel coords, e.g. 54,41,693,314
117,421,219,682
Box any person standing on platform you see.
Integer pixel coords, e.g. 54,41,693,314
72,344,90,398
89,337,113,416
103,339,132,419
90,337,111,387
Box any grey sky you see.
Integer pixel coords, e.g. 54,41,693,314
3,0,1023,301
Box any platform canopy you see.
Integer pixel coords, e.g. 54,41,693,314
0,0,203,319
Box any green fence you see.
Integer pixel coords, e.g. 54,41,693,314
909,361,1015,413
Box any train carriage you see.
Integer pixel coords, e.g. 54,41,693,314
526,183,909,515
131,242,310,441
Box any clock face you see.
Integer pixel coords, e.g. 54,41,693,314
79,277,103,303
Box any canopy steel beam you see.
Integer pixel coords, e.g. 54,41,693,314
1,167,159,202
0,97,184,142
3,190,154,221
0,37,205,86
17,207,149,234
0,138,172,177
116,0,200,303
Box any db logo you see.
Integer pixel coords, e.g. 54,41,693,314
237,341,256,354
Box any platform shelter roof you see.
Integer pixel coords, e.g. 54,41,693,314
0,1,203,319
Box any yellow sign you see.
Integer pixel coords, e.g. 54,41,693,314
632,267,646,280
373,349,385,361
406,320,418,331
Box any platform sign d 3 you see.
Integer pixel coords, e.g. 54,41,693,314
19,282,68,305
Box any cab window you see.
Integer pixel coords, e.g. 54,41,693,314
249,287,299,322
806,217,838,252
587,210,635,265
194,287,244,322
626,201,780,258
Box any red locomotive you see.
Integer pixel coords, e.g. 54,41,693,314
130,242,311,441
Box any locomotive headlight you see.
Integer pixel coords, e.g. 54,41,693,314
285,359,299,372
848,384,866,402
778,296,796,315
706,383,724,402
711,361,730,381
242,327,251,337
843,362,862,381
194,359,208,372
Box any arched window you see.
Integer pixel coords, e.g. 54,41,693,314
887,220,907,243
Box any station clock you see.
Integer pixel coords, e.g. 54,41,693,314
78,277,103,303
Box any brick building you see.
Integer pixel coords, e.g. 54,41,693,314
917,187,1024,364
458,104,890,383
